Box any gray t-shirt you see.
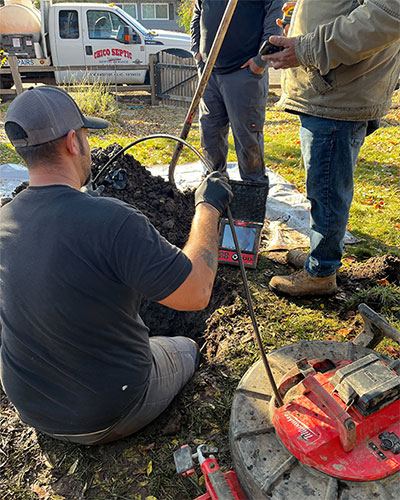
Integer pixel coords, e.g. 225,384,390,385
0,185,191,434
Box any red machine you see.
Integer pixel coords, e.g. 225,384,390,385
272,354,400,481
174,444,247,500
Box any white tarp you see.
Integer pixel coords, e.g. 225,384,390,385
150,161,359,251
0,163,29,198
0,161,359,251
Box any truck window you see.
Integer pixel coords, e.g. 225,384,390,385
87,10,139,43
59,10,79,39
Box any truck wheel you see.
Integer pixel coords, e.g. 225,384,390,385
164,49,192,59
0,76,13,90
0,77,13,103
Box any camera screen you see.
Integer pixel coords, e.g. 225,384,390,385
222,225,257,252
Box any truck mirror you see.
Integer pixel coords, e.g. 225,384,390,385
123,26,139,44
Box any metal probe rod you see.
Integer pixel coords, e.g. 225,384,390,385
225,207,284,407
167,0,238,186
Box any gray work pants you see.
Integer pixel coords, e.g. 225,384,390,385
48,336,199,445
199,66,269,183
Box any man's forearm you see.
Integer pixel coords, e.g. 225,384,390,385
262,0,285,40
183,203,220,277
253,0,284,67
157,204,220,311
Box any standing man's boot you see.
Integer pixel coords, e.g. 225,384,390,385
269,269,337,297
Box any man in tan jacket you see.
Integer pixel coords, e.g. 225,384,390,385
262,0,400,296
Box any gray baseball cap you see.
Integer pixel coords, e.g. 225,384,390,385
5,85,109,148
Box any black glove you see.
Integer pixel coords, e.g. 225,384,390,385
195,171,233,215
81,183,105,197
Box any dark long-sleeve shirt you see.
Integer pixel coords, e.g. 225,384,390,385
190,0,284,74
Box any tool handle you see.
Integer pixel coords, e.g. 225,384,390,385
303,376,357,453
276,2,296,34
202,459,236,500
168,0,239,185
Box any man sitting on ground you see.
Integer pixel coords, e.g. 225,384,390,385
0,86,232,445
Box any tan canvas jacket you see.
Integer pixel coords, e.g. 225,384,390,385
278,0,400,120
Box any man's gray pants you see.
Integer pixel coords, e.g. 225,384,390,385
199,66,268,183
49,336,199,444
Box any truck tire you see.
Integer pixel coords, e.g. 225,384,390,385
0,76,13,102
0,76,13,90
164,49,192,59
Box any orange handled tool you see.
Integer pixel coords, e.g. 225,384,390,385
276,2,296,35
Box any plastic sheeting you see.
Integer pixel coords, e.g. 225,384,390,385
0,161,359,251
150,161,359,251
0,163,29,198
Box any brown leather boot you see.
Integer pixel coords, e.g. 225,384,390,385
269,269,337,297
286,250,308,268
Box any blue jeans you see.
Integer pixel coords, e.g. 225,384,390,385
299,114,368,277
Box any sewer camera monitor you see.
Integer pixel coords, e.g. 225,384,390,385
218,219,263,269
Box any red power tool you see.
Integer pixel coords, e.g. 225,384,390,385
174,444,247,500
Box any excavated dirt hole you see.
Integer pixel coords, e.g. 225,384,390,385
91,144,239,343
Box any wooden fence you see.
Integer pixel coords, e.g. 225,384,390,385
0,54,157,103
154,52,198,108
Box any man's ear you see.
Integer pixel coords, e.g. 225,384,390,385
65,130,80,156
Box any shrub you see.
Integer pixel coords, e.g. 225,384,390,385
177,0,194,34
62,76,120,124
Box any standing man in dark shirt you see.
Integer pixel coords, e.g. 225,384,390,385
0,86,232,445
191,0,283,184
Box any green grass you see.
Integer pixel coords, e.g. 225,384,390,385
88,89,400,254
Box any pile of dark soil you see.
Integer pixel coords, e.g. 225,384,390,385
91,144,195,249
349,255,400,285
5,146,399,343
3,145,399,344
91,144,239,341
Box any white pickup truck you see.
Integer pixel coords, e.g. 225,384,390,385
0,0,191,91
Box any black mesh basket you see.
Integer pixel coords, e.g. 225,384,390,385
227,179,269,222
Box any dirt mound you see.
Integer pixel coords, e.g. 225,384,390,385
91,144,195,249
349,255,400,285
3,145,399,341
91,144,239,341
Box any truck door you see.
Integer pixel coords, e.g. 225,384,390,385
82,8,146,84
52,7,86,84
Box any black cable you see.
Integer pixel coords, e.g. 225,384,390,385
225,205,283,407
92,134,212,186
92,133,283,407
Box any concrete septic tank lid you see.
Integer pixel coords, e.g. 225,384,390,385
229,340,400,500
